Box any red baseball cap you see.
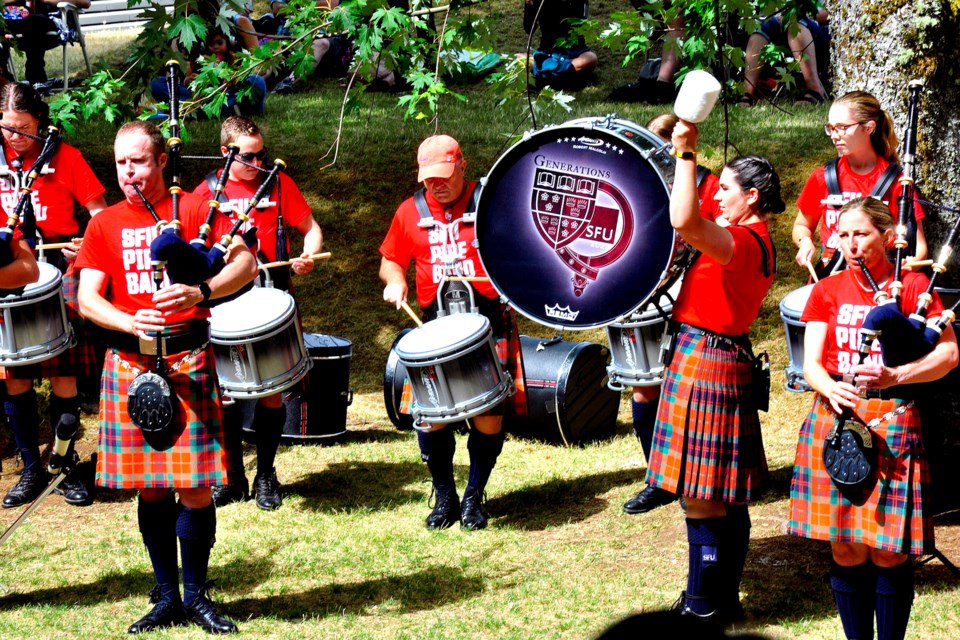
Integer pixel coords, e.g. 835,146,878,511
417,135,463,182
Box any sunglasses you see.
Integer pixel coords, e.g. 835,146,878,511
237,149,268,162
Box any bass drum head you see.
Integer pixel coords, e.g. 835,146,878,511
476,119,674,329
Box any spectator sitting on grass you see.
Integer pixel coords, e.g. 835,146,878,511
521,0,597,91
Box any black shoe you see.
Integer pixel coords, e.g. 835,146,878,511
623,484,678,515
252,468,281,511
212,477,249,507
3,468,50,508
127,586,186,633
460,490,488,531
53,468,93,506
185,590,238,634
425,486,460,529
671,590,717,620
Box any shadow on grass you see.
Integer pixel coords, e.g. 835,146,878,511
225,565,486,619
750,464,794,506
286,460,427,513
490,468,639,531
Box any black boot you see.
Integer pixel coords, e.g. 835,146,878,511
49,394,92,506
184,583,238,634
3,390,45,508
418,427,459,529
131,495,184,633
127,585,187,633
252,404,286,510
2,461,49,508
178,503,237,632
460,486,488,531
426,484,461,529
623,484,678,514
252,467,281,511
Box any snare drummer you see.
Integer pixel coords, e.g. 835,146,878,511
192,116,323,511
623,113,720,516
0,83,107,509
644,119,783,620
76,121,256,634
379,134,520,531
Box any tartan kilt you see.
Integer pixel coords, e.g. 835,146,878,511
787,395,933,555
398,304,526,418
96,343,227,489
646,329,768,504
2,265,100,382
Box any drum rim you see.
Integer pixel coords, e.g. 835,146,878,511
219,354,313,398
779,284,815,314
0,326,75,365
411,375,511,424
209,286,297,334
0,262,63,305
394,313,492,361
475,120,675,330
211,307,300,342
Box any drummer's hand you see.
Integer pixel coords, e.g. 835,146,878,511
383,282,407,309
671,119,699,153
131,308,166,339
291,252,314,276
826,379,859,412
795,237,816,267
61,238,82,263
153,283,202,314
900,255,920,272
851,362,895,389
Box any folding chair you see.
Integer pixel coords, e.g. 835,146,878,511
53,2,91,91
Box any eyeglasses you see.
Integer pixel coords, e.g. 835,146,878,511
237,149,268,162
823,122,862,137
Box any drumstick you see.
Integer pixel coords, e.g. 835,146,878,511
805,261,819,283
905,259,934,269
36,241,81,251
257,252,331,270
399,300,423,327
445,276,490,282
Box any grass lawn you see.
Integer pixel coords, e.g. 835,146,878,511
1,11,959,640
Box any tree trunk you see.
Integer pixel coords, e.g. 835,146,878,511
831,0,960,511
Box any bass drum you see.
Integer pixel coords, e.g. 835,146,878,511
383,328,414,430
507,335,620,446
475,117,688,329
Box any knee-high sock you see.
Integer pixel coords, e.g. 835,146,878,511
685,517,727,616
5,389,40,470
177,503,217,607
631,399,658,463
465,429,505,497
876,561,914,640
48,393,81,459
221,402,246,482
254,404,286,476
830,560,876,640
138,493,181,602
417,427,456,495
723,504,751,608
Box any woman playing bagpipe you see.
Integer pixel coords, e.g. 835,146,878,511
0,82,107,509
75,121,257,634
787,196,958,640
644,119,784,620
793,91,927,279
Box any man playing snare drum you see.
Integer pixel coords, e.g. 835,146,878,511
379,134,522,531
76,121,257,634
193,116,323,511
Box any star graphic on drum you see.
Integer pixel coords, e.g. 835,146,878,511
531,168,633,297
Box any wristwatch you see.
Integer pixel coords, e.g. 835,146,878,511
198,281,211,302
671,149,697,160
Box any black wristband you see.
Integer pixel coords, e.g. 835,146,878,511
198,281,211,302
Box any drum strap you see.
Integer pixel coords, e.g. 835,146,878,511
695,165,710,188
740,226,776,279
413,183,481,224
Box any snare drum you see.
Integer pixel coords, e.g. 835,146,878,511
209,287,311,398
475,117,691,329
605,279,681,390
394,313,511,427
0,262,74,366
780,284,814,392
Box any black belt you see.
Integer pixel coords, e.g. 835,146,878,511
106,322,210,356
677,322,751,354
828,373,914,401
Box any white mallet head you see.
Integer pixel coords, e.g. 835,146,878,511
674,70,722,123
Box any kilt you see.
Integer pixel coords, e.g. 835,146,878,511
2,264,100,382
646,329,768,504
398,302,526,418
787,395,933,555
96,343,227,489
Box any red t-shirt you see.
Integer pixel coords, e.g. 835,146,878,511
672,221,775,336
801,269,942,375
192,171,311,262
796,156,925,261
379,181,497,308
75,192,235,322
1,142,105,237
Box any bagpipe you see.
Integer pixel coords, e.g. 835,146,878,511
0,125,61,269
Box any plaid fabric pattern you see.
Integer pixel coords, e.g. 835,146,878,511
4,265,99,381
398,303,526,417
646,329,768,504
787,395,933,555
95,344,227,489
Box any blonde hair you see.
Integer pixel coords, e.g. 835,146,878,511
834,91,900,163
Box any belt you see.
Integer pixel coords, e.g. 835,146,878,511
677,323,751,354
106,322,210,356
829,373,914,401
